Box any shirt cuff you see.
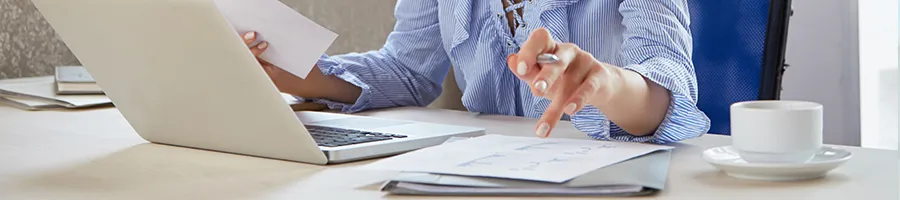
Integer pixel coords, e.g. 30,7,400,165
570,61,710,144
616,91,709,144
298,55,374,113
621,60,710,143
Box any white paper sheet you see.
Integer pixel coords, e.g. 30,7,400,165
213,0,337,79
359,134,673,183
0,96,60,110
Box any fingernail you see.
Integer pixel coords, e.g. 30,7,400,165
244,32,255,40
534,80,547,93
536,122,550,138
517,61,527,75
258,42,268,49
564,103,577,114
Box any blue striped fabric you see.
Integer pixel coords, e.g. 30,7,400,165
309,0,711,144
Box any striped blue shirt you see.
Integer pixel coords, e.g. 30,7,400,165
310,0,711,144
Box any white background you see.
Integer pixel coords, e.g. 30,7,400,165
858,0,898,150
782,0,897,148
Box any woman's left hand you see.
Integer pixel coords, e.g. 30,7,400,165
507,27,622,138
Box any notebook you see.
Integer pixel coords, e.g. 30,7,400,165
55,66,103,95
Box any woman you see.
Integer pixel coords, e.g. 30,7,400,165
243,0,710,144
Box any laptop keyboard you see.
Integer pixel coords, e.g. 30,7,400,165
305,125,408,147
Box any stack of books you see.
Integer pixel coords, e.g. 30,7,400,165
54,66,103,95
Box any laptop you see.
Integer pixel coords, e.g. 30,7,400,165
31,0,485,164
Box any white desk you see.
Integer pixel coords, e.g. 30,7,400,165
0,106,896,199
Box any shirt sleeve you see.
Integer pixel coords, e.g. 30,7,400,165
570,0,710,144
305,0,451,113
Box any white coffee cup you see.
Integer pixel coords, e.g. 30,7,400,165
730,100,823,163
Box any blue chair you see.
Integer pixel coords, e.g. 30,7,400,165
687,0,793,135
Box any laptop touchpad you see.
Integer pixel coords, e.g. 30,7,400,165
310,117,412,129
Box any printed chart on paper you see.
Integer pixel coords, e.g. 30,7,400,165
360,134,672,183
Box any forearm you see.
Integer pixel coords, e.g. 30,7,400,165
604,0,688,137
278,48,448,114
281,65,362,104
591,67,670,136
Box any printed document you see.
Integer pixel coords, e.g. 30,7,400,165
359,134,673,183
213,0,337,79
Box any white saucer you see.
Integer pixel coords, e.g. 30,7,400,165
702,146,852,181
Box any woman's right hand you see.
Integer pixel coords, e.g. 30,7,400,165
239,31,363,103
241,31,304,94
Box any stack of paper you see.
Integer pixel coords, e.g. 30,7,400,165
359,135,675,197
0,76,310,111
0,76,111,110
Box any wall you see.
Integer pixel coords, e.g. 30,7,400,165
0,0,397,79
858,0,899,150
780,0,861,146
876,67,898,149
0,0,79,78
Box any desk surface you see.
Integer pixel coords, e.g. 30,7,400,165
0,106,896,200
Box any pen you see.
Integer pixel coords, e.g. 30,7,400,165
537,53,559,64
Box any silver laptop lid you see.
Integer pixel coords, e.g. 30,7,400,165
32,0,327,164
